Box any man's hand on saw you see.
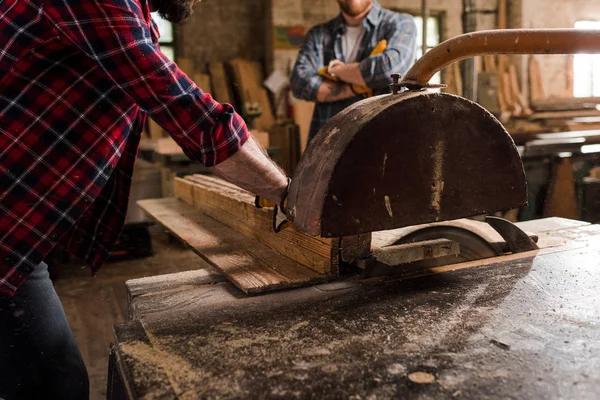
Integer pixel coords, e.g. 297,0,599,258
255,179,293,233
208,133,292,233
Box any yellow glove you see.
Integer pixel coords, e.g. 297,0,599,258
317,40,387,98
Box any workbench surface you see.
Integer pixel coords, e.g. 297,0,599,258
111,221,600,399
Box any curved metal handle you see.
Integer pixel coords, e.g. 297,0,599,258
400,29,600,89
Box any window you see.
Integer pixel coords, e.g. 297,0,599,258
414,15,442,85
151,13,176,61
574,20,600,97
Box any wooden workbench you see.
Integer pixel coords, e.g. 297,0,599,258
108,218,600,399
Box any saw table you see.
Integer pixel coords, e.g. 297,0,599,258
108,217,600,399
108,29,600,399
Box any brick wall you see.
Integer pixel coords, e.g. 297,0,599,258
177,0,267,72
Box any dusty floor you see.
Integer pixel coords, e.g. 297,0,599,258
53,233,211,400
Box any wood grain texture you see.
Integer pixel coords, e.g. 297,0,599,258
509,64,532,115
373,238,460,266
529,55,546,102
544,157,580,220
147,118,165,140
137,198,326,294
208,63,234,105
193,72,212,94
176,57,195,78
174,175,338,274
228,58,275,131
155,137,184,156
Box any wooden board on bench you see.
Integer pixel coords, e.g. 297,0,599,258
137,198,327,294
173,175,371,276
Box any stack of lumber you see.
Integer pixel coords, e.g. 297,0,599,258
485,55,532,119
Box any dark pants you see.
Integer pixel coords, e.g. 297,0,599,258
0,262,89,400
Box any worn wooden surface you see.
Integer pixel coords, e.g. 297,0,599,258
137,198,326,294
113,220,600,399
176,175,335,274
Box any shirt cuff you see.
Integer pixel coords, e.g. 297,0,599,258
359,57,378,88
181,105,250,167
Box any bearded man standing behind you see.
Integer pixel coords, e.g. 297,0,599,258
291,0,417,145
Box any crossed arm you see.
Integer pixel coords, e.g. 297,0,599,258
291,17,417,104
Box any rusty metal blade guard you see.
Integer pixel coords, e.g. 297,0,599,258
286,92,526,237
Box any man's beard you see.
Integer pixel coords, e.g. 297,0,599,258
154,0,199,23
337,0,372,17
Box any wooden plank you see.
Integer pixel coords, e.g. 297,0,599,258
126,269,226,318
502,71,519,115
127,269,223,299
173,177,194,205
483,55,497,73
509,64,532,115
293,99,315,152
498,0,507,29
269,123,301,175
174,176,337,275
193,72,212,94
528,55,545,103
516,217,589,234
531,97,600,111
155,137,184,156
544,157,580,220
147,118,165,140
228,58,275,131
251,130,270,148
176,57,195,78
566,55,574,98
498,55,511,114
445,62,462,96
529,109,600,120
208,63,234,105
373,239,460,266
137,198,326,294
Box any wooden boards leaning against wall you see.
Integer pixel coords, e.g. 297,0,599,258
174,175,372,277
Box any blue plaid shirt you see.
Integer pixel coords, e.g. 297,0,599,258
291,1,417,143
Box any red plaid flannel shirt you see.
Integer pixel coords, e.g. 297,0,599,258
0,0,249,296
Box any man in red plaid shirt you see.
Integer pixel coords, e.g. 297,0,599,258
0,0,288,398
